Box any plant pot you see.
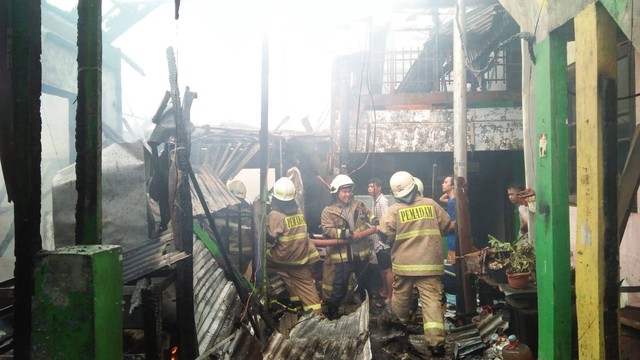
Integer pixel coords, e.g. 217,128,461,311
507,270,531,289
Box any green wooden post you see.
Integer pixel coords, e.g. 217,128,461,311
31,245,122,360
534,29,572,359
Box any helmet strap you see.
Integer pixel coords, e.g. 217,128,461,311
395,187,417,204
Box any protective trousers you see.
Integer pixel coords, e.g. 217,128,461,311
392,275,445,347
273,266,322,313
326,260,373,314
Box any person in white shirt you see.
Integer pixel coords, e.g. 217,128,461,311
507,183,528,237
368,177,393,305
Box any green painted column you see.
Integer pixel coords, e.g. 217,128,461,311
534,29,572,359
31,245,122,360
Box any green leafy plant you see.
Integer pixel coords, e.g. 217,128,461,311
487,234,535,274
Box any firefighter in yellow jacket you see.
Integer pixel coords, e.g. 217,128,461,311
378,171,452,357
321,174,379,319
267,177,322,314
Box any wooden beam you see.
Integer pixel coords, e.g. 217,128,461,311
575,3,620,359
166,47,198,359
363,91,521,110
10,1,43,357
534,28,572,359
76,0,102,245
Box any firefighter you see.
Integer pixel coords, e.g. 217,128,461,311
321,174,379,319
266,177,322,314
224,180,253,271
227,180,247,200
378,171,452,357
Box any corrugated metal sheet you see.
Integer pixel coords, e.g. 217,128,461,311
122,231,189,283
190,165,240,214
196,326,262,360
193,233,242,355
396,3,519,93
191,127,261,183
439,3,508,37
263,300,371,360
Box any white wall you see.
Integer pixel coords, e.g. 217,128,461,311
229,168,276,203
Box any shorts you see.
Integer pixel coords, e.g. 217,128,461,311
376,248,392,270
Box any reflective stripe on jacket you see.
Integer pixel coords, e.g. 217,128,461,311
320,199,373,264
379,197,451,276
267,210,317,266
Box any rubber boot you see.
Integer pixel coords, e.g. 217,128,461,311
429,345,446,357
326,302,340,320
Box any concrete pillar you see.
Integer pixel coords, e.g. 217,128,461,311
575,3,620,359
534,29,572,359
31,245,122,360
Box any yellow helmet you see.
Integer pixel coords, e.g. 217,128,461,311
413,177,424,196
329,174,354,194
227,180,247,199
273,177,296,201
390,171,415,198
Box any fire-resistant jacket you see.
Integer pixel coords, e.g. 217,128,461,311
219,203,254,255
320,199,375,264
378,197,451,276
267,209,319,266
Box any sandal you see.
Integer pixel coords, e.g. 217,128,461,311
371,294,387,309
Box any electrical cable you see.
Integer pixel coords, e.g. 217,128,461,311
349,29,378,177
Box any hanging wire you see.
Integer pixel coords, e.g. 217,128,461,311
350,18,377,177
524,0,546,181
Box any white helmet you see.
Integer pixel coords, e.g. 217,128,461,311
413,177,424,196
273,177,296,201
227,180,247,199
390,171,416,198
329,174,354,194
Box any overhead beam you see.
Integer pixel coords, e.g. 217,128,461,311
362,91,521,110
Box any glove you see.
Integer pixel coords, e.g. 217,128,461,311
337,228,352,240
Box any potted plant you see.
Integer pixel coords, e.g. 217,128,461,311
487,234,535,288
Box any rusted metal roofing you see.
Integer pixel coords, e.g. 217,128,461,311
190,165,240,214
196,296,372,359
263,300,371,359
122,230,189,283
193,232,242,355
